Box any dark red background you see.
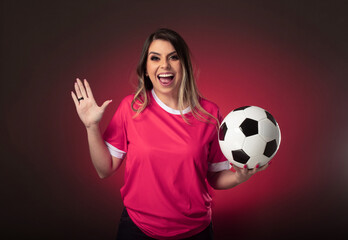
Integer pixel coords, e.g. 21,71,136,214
2,0,347,239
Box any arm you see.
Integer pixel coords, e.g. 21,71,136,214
86,124,123,178
207,163,269,190
72,78,122,178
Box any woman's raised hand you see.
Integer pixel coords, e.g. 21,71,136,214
71,78,112,128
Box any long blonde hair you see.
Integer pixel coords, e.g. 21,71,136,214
132,28,219,126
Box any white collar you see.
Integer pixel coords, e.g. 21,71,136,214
151,89,191,115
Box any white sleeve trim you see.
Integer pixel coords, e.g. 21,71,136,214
208,160,231,172
105,141,126,159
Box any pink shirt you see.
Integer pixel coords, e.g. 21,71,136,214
103,90,229,239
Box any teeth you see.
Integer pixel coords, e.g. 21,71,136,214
158,73,174,77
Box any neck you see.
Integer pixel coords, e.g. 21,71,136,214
153,89,180,110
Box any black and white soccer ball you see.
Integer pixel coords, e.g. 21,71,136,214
218,106,281,169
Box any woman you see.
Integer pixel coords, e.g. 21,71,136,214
71,28,268,240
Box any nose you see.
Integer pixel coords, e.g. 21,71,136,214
160,59,171,69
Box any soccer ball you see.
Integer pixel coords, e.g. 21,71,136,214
218,106,281,169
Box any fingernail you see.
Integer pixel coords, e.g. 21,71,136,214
243,164,247,169
256,164,260,169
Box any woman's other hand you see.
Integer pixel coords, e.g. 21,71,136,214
232,163,269,185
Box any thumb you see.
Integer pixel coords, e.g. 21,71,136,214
101,100,112,111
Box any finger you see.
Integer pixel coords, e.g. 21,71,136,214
250,163,260,174
71,91,79,107
242,164,249,174
84,79,94,99
229,162,236,172
74,81,83,98
258,163,269,172
251,165,259,174
233,164,243,173
252,163,268,174
76,78,88,99
101,100,112,111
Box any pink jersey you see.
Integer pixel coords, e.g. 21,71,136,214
103,90,229,239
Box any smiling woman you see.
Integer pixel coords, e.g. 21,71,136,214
131,28,217,123
146,39,183,108
71,28,269,240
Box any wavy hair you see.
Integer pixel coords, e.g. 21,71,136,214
131,28,218,126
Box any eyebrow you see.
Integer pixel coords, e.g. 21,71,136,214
148,51,177,56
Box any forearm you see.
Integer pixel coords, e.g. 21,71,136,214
86,124,119,178
207,170,242,190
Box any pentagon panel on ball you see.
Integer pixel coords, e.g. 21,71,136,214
218,106,281,169
239,118,258,137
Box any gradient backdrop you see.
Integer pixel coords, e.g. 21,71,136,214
2,0,348,239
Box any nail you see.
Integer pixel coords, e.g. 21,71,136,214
243,164,247,169
256,164,260,169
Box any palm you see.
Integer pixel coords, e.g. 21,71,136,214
71,78,112,128
77,98,103,126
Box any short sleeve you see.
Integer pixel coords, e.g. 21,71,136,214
103,97,130,159
207,109,231,172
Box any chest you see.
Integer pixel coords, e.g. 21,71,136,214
126,110,215,163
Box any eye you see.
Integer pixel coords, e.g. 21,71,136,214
150,56,160,61
169,55,179,60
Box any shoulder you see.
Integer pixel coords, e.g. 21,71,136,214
199,97,220,114
117,94,136,109
110,94,135,116
197,97,223,123
121,94,135,104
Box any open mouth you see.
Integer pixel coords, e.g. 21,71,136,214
157,73,174,86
